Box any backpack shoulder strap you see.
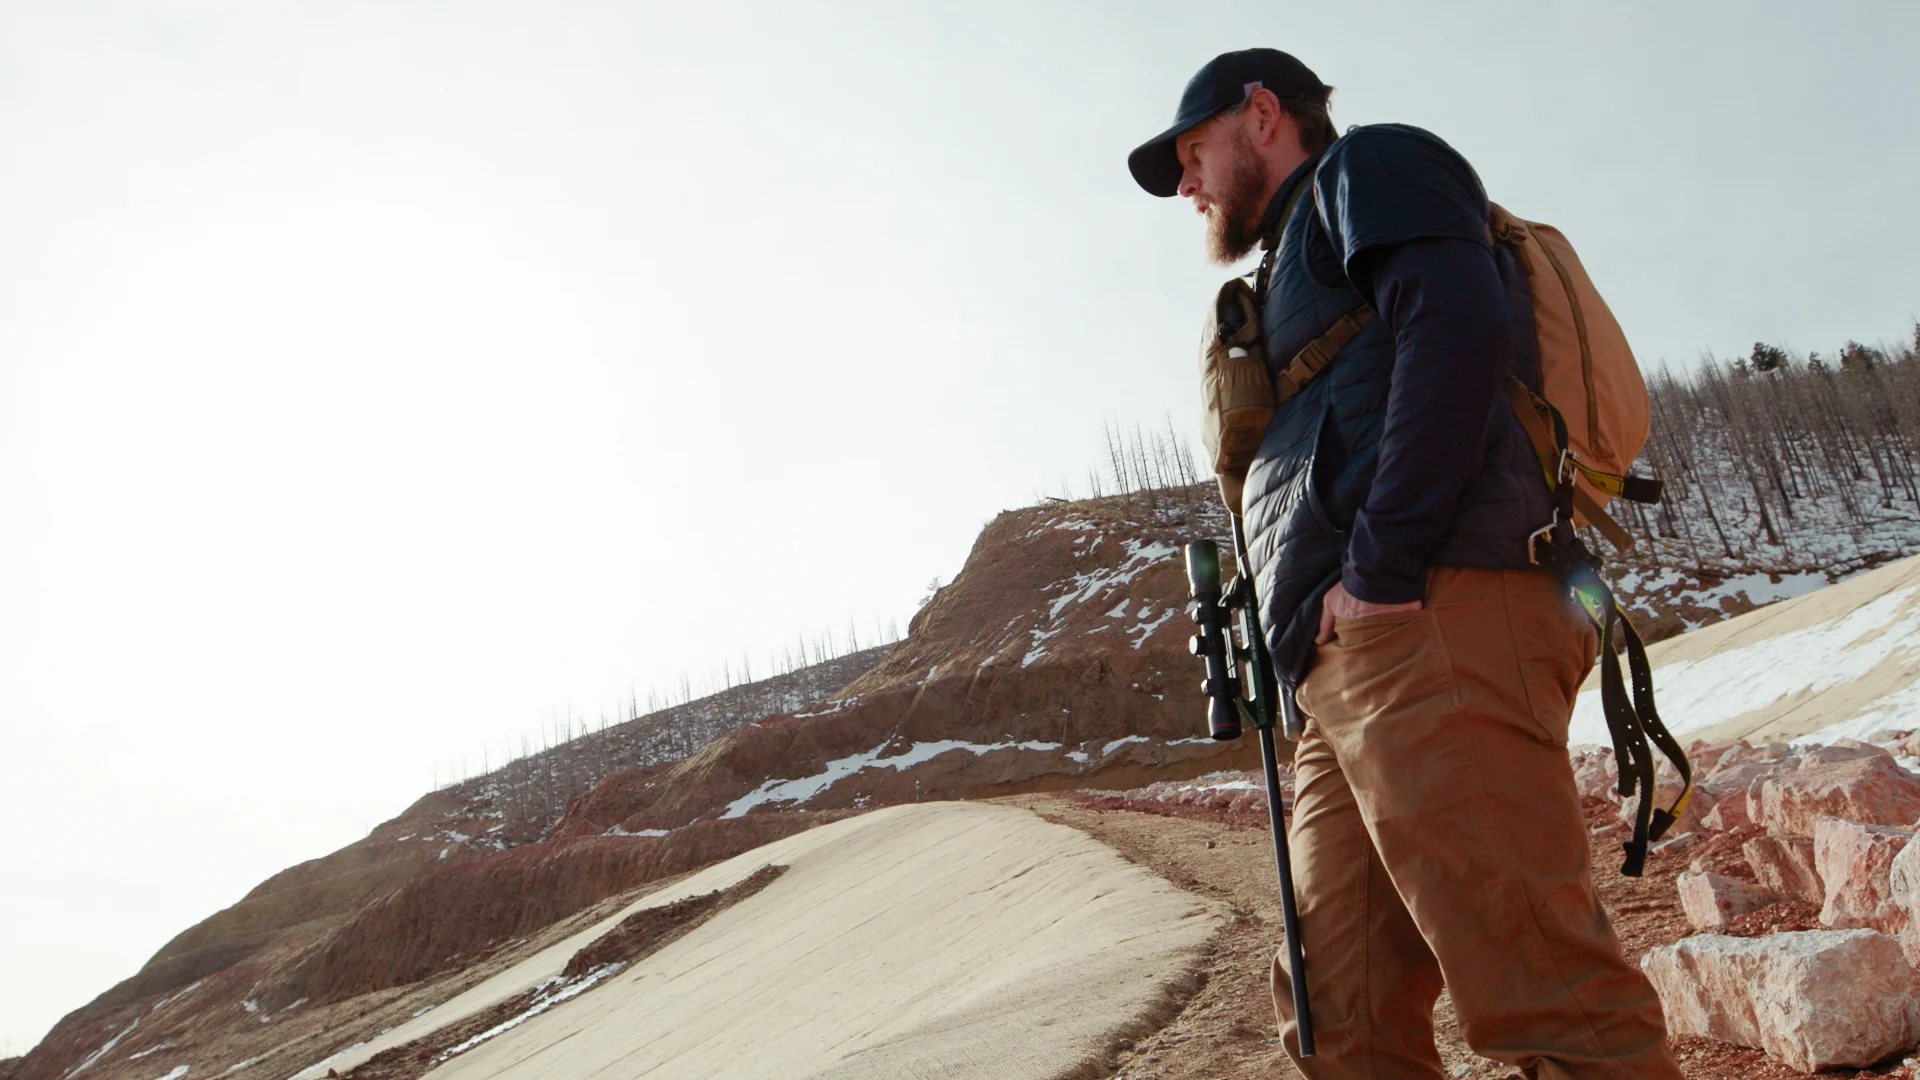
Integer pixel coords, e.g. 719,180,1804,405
1500,375,1657,554
1273,309,1372,406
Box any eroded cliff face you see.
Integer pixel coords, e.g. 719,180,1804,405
554,490,1264,833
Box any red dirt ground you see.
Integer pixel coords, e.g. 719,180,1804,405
1016,793,1917,1080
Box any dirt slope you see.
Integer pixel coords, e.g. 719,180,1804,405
296,803,1225,1080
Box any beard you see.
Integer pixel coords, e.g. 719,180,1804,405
1203,133,1272,266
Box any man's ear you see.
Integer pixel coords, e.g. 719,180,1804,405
1247,87,1289,148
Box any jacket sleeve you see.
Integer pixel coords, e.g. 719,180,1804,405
1341,237,1511,605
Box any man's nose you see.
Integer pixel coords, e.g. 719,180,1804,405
1177,168,1201,199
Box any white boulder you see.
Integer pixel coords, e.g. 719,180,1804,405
1814,815,1912,933
1642,929,1920,1072
1677,870,1775,932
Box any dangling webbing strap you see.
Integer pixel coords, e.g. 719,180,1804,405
1577,563,1694,876
1505,374,1690,876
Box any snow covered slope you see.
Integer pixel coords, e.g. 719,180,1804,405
291,802,1223,1080
1570,554,1920,748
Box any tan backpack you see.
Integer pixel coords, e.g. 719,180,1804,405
1488,203,1662,554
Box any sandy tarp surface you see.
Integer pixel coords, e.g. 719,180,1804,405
1569,553,1920,747
302,801,1224,1080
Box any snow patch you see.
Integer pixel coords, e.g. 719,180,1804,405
288,1043,364,1080
67,1017,137,1077
1022,626,1060,668
438,965,625,1060
1196,778,1257,792
605,826,671,838
1126,606,1178,649
1102,736,1148,756
795,695,859,718
1569,585,1920,746
148,981,203,1015
150,1067,189,1080
1044,539,1178,621
721,739,1064,818
1791,680,1920,747
1705,571,1829,606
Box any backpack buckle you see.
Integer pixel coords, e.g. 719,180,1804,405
1527,521,1556,566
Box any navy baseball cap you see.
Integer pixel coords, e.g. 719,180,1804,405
1128,48,1329,198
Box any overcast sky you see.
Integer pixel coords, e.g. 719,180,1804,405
3,0,1917,1055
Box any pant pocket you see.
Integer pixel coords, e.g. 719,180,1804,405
1505,574,1596,748
1305,609,1458,725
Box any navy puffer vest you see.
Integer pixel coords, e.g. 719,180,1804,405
1241,127,1554,681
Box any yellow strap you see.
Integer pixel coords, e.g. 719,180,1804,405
1273,308,1373,405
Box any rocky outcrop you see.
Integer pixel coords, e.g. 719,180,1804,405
1643,929,1920,1071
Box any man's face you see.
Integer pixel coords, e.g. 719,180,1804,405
1176,110,1271,266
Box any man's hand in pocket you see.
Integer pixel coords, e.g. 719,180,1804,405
1316,582,1423,645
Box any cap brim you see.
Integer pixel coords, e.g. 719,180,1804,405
1128,116,1200,198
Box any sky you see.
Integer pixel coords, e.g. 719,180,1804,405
3,0,1917,1056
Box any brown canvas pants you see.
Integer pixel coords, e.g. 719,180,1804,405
1272,567,1680,1079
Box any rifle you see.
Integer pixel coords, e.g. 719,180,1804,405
1183,516,1315,1057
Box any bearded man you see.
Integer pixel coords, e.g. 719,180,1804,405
1128,49,1683,1079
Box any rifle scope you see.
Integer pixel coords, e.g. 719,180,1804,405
1183,539,1243,741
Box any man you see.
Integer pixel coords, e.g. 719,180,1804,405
1129,49,1683,1079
